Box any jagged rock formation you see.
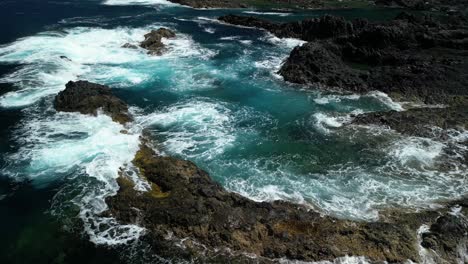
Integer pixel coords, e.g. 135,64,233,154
219,14,357,41
220,13,468,105
53,80,132,124
168,0,324,9
376,0,468,12
139,28,176,55
221,12,468,176
52,80,467,263
106,143,468,263
352,101,468,138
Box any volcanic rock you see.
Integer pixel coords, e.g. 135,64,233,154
222,13,468,105
106,142,468,263
140,28,176,55
53,80,132,124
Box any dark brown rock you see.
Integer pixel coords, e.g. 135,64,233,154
53,80,132,124
353,105,468,137
278,42,367,90
221,13,468,105
121,43,138,49
376,0,468,12
106,143,468,263
140,28,176,55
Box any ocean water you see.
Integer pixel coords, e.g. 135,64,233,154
0,0,466,263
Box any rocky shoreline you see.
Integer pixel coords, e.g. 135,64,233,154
166,0,362,9
220,10,468,141
51,80,467,263
122,28,177,56
167,0,468,10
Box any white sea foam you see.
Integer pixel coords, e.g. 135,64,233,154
388,137,445,167
222,125,468,221
0,26,212,107
243,11,292,17
367,91,404,111
313,112,356,133
278,255,371,264
196,16,220,24
0,23,220,246
3,108,144,244
220,36,241,41
239,40,253,45
135,100,235,160
0,27,147,107
102,0,178,6
263,33,306,49
313,94,360,105
203,27,216,34
314,91,404,111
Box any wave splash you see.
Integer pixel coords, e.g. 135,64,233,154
102,0,178,6
0,26,212,108
3,106,143,244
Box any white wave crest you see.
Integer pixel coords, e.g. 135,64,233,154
243,11,292,17
367,91,404,111
0,26,212,108
102,0,178,6
3,109,144,244
314,91,403,111
388,137,445,167
313,112,357,133
135,100,235,160
263,33,306,49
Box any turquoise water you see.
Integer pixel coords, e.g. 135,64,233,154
0,0,466,262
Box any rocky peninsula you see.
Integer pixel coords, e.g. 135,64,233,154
52,80,467,263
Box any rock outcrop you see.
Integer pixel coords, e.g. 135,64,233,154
376,0,468,12
53,80,132,124
352,102,468,138
51,80,467,263
221,13,468,105
168,0,324,9
219,14,356,41
106,143,468,263
139,28,176,55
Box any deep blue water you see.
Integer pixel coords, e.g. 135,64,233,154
0,1,466,263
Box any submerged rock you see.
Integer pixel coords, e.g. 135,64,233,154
139,28,176,55
59,55,72,61
53,80,132,124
